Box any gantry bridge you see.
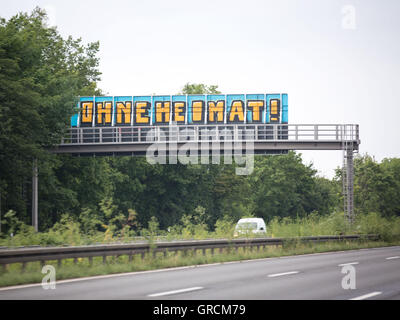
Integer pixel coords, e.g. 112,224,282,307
29,123,360,230
53,124,359,155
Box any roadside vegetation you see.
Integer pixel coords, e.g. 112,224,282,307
1,209,399,247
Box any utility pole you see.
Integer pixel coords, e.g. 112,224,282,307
32,159,38,232
0,191,2,234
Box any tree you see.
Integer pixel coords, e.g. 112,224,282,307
380,158,400,216
0,7,101,228
181,83,221,94
250,152,336,220
344,154,400,217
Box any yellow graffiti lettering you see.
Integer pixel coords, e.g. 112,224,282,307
116,101,132,124
208,101,224,122
270,99,280,122
155,101,170,123
81,101,94,123
229,101,244,122
247,101,264,122
96,102,112,125
192,101,204,122
174,102,185,122
135,102,150,124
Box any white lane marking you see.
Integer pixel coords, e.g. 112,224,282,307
267,271,299,278
386,256,400,260
350,291,382,300
148,286,204,297
0,265,197,292
338,262,359,266
1,246,399,291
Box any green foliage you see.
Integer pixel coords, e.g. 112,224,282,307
141,216,160,240
267,211,350,238
180,83,221,94
47,214,82,245
266,211,400,241
179,206,209,239
335,154,400,218
79,207,102,236
1,211,40,246
251,152,337,221
1,207,399,247
214,215,235,239
354,212,400,241
2,210,24,235
0,7,101,229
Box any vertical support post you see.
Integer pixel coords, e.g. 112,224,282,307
343,145,355,224
0,191,2,234
356,124,359,141
32,159,38,232
346,148,354,223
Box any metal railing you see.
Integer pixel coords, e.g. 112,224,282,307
60,124,359,145
0,234,377,269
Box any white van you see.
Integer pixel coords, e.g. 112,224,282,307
234,218,267,237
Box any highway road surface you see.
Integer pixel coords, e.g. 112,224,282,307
0,246,399,300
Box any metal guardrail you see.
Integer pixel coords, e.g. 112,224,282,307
60,124,359,145
0,235,378,269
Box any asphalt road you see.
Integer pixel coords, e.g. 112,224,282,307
0,246,399,300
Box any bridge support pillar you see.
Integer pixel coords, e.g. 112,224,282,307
343,144,355,224
32,159,38,232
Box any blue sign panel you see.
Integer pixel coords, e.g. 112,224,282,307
72,94,288,127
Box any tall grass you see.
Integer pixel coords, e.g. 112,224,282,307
1,211,399,247
268,211,400,241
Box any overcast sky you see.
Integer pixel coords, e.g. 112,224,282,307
2,0,400,178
